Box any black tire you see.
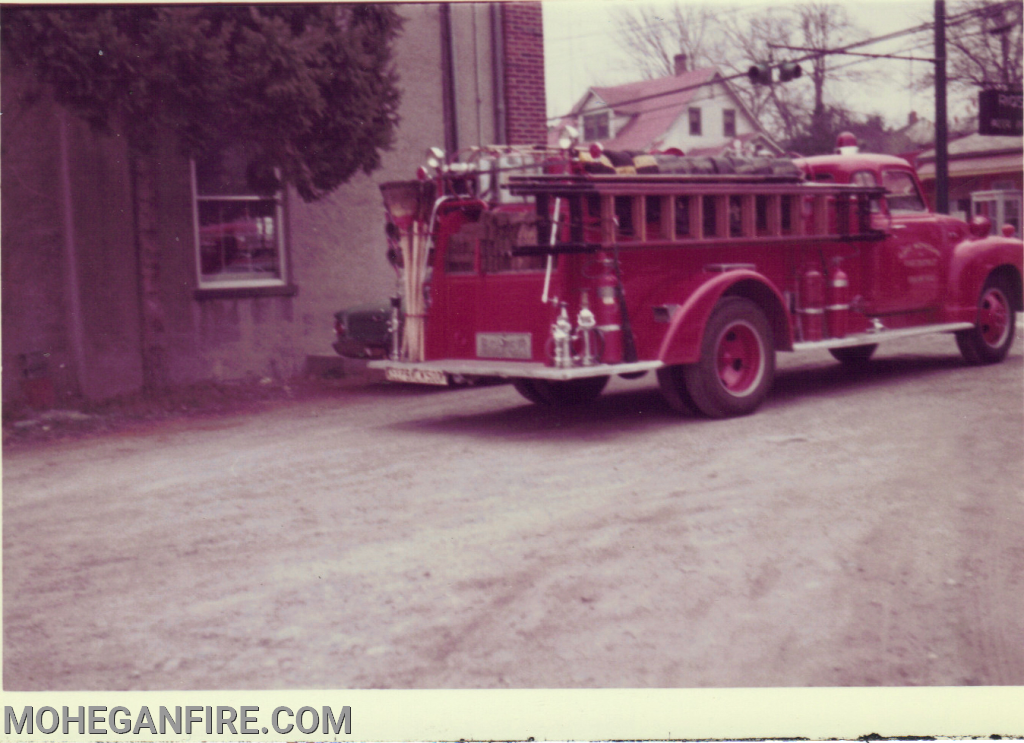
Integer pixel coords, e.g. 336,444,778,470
829,344,877,365
956,274,1017,365
512,376,609,406
656,365,698,415
682,297,775,418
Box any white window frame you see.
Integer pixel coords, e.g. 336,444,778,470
971,189,1022,235
723,109,736,138
190,159,289,290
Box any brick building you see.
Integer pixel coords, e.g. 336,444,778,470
1,3,547,407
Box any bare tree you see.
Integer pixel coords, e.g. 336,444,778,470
794,1,873,150
612,3,722,79
916,0,1023,92
716,8,809,145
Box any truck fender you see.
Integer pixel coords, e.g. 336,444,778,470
946,238,1024,321
656,270,793,366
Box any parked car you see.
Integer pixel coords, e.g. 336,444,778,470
332,301,392,360
332,299,505,388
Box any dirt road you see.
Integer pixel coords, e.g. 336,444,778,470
4,331,1023,690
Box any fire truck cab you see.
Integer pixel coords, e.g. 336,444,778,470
369,135,1023,418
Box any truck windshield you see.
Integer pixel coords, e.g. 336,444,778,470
882,170,927,213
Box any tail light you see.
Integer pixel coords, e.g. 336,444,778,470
334,316,347,338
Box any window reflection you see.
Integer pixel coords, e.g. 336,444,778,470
194,148,284,285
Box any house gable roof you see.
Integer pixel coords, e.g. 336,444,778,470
581,68,716,151
556,67,779,155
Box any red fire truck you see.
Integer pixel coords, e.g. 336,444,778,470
368,134,1022,418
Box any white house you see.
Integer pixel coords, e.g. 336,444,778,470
552,54,782,157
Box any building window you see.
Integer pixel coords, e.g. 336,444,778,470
689,107,702,136
971,189,1022,235
723,109,736,138
192,148,287,289
582,112,610,141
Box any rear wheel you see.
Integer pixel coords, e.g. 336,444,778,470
680,297,775,418
512,376,609,406
956,274,1016,365
829,344,877,365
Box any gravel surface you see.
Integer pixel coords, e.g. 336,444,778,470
4,331,1023,690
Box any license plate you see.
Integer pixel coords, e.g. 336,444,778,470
476,332,532,360
385,367,449,386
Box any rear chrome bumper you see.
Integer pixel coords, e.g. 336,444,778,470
369,358,664,383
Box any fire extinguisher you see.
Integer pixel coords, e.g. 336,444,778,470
826,264,850,339
799,265,825,341
593,256,623,363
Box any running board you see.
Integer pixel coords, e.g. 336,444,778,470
791,322,973,352
369,358,664,382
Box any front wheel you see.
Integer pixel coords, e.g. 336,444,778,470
681,297,775,418
513,376,609,406
956,274,1016,365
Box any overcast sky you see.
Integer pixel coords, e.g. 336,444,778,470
541,0,974,131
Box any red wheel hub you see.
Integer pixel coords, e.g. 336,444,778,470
979,287,1010,349
715,321,764,396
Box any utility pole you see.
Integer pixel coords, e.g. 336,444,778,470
935,0,949,214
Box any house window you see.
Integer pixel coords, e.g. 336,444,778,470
192,148,287,289
583,112,610,141
689,107,702,136
723,109,736,138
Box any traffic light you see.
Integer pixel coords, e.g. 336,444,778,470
748,62,802,85
748,64,773,85
779,62,802,82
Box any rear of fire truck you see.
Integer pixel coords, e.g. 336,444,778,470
371,141,668,401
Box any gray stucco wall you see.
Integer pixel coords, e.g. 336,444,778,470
177,3,506,385
2,69,144,406
188,4,501,385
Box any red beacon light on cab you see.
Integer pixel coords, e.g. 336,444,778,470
835,132,859,155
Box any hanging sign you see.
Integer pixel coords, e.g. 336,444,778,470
978,89,1023,136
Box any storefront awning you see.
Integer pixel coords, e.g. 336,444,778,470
918,152,1022,181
